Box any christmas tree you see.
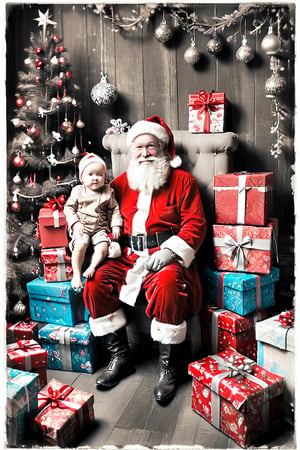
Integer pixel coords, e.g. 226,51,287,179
7,9,86,320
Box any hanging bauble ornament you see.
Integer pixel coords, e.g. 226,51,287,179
261,26,281,55
35,76,40,83
24,58,31,65
66,71,71,78
36,47,44,55
11,192,21,212
72,145,81,156
59,57,66,64
207,32,223,56
57,79,63,87
76,119,85,129
12,153,25,168
13,172,22,185
35,58,44,70
184,39,201,65
27,125,40,137
51,56,59,65
16,97,24,107
11,117,23,127
61,119,74,133
13,300,27,317
53,34,60,43
155,19,173,44
91,73,117,107
265,73,287,98
236,36,254,63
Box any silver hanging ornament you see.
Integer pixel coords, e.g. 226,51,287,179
13,172,22,185
184,39,201,65
236,36,254,63
155,18,173,44
207,32,223,56
261,26,281,55
91,73,117,107
265,73,287,98
13,300,27,317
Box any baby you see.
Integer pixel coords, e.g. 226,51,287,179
64,153,122,292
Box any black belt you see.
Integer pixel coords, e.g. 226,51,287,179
124,231,173,251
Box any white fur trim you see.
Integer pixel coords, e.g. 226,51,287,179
88,308,127,336
170,155,182,168
107,241,122,258
161,235,195,268
126,120,169,148
151,318,187,344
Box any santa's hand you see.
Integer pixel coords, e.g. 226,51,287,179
145,249,175,272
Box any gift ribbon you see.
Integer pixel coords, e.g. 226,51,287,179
188,90,222,133
45,264,70,282
35,383,85,431
7,340,41,371
211,308,228,353
51,326,75,371
276,310,294,327
106,118,129,134
8,319,35,341
43,195,66,211
41,248,70,264
210,353,269,432
214,227,271,271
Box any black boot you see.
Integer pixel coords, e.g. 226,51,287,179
154,343,177,404
96,327,135,389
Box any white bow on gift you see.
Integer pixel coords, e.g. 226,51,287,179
221,233,252,271
105,118,130,134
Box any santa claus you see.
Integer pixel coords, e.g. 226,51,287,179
83,115,207,403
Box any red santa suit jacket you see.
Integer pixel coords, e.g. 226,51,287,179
109,166,207,311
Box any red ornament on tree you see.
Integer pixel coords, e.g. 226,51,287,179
12,153,25,168
11,201,21,212
35,76,40,83
66,71,71,78
61,120,73,133
27,126,40,137
36,47,44,55
57,79,63,87
35,59,43,70
53,34,60,42
16,97,24,107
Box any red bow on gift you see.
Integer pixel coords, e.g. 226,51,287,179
44,195,66,211
45,384,74,409
190,90,221,133
275,309,295,327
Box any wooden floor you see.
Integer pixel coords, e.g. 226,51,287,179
24,342,295,449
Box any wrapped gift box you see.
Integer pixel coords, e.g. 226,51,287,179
214,172,274,226
41,247,73,282
202,266,279,316
7,339,48,387
188,347,284,448
34,378,94,447
6,368,40,447
38,322,99,373
27,277,86,326
7,319,39,344
188,90,226,133
200,305,274,360
38,207,68,249
256,311,295,425
213,223,274,274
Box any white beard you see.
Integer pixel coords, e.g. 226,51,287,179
127,156,170,194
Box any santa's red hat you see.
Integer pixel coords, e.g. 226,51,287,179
79,152,107,181
126,115,181,168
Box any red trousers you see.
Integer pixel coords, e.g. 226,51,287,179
83,252,202,326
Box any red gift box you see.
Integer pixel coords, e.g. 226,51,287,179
200,305,274,360
188,347,284,448
213,223,274,274
188,90,226,133
7,339,48,387
38,208,68,249
6,319,39,344
34,378,94,447
40,247,71,264
214,172,274,226
43,263,73,282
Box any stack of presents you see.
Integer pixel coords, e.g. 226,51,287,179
6,199,98,447
6,91,295,448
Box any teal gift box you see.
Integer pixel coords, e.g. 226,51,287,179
6,368,40,447
27,277,87,326
38,322,99,373
203,266,279,316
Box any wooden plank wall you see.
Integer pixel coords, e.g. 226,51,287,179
6,3,295,305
